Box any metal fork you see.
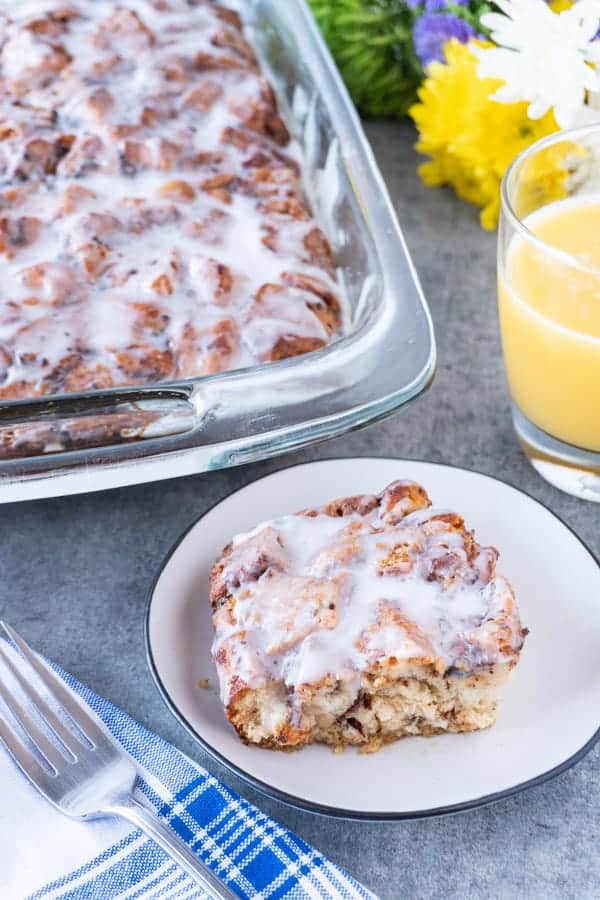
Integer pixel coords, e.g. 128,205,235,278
0,623,237,900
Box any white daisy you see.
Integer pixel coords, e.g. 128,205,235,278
474,0,600,128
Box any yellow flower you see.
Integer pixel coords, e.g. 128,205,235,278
409,40,559,229
512,140,588,220
549,0,573,11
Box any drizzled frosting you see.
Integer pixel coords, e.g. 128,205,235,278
0,0,341,400
210,481,526,704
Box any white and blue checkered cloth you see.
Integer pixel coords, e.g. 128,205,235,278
1,663,376,900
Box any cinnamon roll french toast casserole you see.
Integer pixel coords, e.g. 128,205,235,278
210,481,527,752
0,1,341,401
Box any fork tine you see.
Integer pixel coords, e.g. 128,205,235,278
1,623,110,749
0,643,84,758
0,712,53,786
0,670,66,772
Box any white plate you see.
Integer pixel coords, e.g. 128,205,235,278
146,458,600,819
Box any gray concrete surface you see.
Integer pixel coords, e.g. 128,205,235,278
1,121,599,900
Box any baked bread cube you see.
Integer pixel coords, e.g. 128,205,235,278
210,480,527,752
0,1,342,403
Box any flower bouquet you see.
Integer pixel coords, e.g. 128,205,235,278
308,0,600,227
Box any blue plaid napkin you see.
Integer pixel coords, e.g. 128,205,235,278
1,661,376,900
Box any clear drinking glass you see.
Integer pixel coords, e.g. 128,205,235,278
499,125,600,501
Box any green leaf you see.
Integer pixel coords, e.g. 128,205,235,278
307,0,423,119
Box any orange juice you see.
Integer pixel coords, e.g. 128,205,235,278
499,197,600,451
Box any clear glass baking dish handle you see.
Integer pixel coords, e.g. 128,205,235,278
0,389,196,461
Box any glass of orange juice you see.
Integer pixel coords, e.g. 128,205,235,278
499,126,600,501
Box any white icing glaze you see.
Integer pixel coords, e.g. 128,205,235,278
0,0,342,398
211,483,524,704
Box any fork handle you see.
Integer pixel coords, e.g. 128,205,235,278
112,795,238,899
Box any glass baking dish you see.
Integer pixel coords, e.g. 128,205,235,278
0,0,435,503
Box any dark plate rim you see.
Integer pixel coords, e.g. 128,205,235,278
145,456,600,822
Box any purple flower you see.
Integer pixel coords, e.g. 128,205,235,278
407,1,468,8
413,12,476,67
423,0,468,7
